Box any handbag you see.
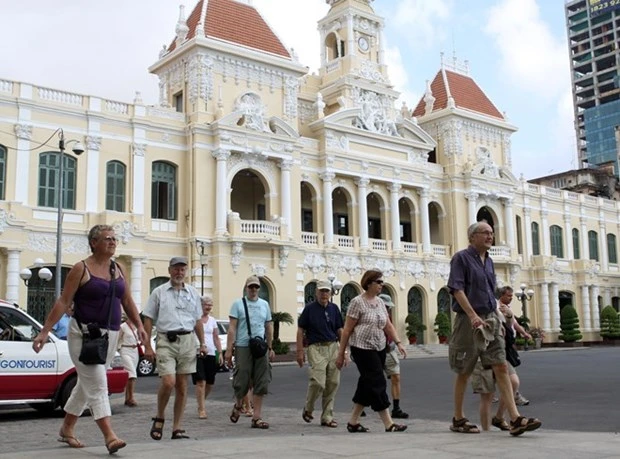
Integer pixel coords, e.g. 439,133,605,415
78,261,116,365
243,298,268,359
503,322,521,368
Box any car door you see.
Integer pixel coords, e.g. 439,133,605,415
0,306,59,400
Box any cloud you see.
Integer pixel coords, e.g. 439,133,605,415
384,44,419,109
484,0,570,100
390,0,454,48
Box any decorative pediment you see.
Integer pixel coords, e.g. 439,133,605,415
214,112,299,140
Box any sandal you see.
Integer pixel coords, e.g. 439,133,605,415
251,418,270,429
321,420,338,428
510,416,542,436
492,416,510,431
106,438,127,454
150,417,165,441
347,423,370,433
198,410,208,419
58,431,85,448
171,429,190,440
124,399,138,407
450,417,480,434
230,404,242,423
302,410,314,423
385,423,408,432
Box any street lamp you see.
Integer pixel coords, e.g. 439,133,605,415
54,129,84,299
327,273,344,301
196,240,208,295
515,283,535,351
20,258,53,319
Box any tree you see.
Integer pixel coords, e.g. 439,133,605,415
600,306,620,339
433,312,451,343
405,313,426,343
271,311,294,354
558,305,582,342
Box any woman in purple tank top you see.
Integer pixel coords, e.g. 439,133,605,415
33,224,147,454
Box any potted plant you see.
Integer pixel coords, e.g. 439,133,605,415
559,305,582,344
405,313,426,345
434,312,451,344
529,327,545,349
599,305,620,342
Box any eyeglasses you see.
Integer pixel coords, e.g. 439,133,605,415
248,285,260,290
475,231,494,236
101,236,118,243
374,280,384,285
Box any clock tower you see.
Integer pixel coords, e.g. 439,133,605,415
316,0,397,118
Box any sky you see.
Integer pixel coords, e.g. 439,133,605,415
0,0,575,179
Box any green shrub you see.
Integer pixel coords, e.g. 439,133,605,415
433,312,452,338
600,306,620,339
405,313,426,338
558,305,582,342
271,338,290,355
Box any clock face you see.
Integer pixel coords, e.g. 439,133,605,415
358,36,369,52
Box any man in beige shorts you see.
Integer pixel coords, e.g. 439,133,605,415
143,257,205,441
379,294,409,419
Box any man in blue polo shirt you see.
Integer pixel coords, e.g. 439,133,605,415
296,280,345,428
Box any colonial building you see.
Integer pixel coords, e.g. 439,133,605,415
1,0,618,344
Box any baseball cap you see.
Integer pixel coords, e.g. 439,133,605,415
316,280,332,291
245,275,261,288
378,293,395,308
169,256,188,266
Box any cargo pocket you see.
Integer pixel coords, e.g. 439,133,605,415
449,346,468,373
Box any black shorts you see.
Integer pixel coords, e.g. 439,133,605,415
192,355,217,385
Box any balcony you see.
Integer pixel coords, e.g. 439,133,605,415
489,246,512,260
370,238,388,252
227,213,283,241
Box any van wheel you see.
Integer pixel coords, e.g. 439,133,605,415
59,375,77,409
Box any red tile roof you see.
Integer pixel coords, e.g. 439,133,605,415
412,69,504,120
167,0,291,58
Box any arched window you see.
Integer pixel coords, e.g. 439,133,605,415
531,222,540,256
0,145,6,200
407,286,425,344
550,225,564,258
607,233,617,264
572,228,580,259
588,230,599,261
151,161,177,220
106,161,126,212
304,281,317,305
38,152,76,209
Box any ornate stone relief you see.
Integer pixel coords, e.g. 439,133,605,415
352,89,399,137
356,60,386,83
231,242,243,273
304,253,326,275
113,220,138,245
228,151,276,178
471,147,500,179
132,143,146,157
28,233,89,254
86,135,102,151
298,101,316,125
279,247,289,275
462,120,503,146
438,120,463,157
283,76,299,120
250,264,267,277
14,124,32,140
234,93,269,132
0,208,15,234
187,54,214,103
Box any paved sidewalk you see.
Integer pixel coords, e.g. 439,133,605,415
1,397,617,459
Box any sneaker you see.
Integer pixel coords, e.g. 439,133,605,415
515,393,530,406
391,408,409,419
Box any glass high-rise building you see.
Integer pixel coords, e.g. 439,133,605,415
565,0,620,172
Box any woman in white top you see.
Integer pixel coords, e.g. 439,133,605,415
118,316,140,406
192,296,223,419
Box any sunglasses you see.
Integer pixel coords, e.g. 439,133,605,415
248,285,260,289
374,280,384,285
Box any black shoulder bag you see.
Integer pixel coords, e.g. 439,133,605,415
503,322,521,368
78,262,116,365
243,298,268,359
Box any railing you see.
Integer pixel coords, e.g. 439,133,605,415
545,187,562,197
402,242,418,254
489,246,511,258
0,79,13,93
527,184,540,192
326,60,341,73
566,191,580,201
336,235,354,249
370,238,388,252
240,220,280,236
584,195,598,204
38,87,83,106
105,100,129,115
431,245,449,257
301,232,318,246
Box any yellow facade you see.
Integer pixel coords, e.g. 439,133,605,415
0,0,618,344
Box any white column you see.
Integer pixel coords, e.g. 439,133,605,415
523,208,532,260
541,282,551,330
389,184,401,252
590,285,600,330
541,209,550,256
279,160,293,238
356,178,369,249
580,216,588,261
599,220,608,271
550,282,560,331
321,172,335,246
14,124,33,204
503,198,515,248
378,28,385,65
564,213,573,260
6,249,21,305
465,192,478,225
603,288,612,309
582,285,591,330
130,257,145,311
212,149,230,235
85,136,101,212
346,13,355,57
131,143,146,214
419,188,431,254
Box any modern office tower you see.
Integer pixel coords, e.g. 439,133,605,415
565,0,620,173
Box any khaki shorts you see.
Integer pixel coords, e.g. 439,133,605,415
156,332,197,376
471,360,516,394
232,346,272,398
449,311,506,375
383,348,400,377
